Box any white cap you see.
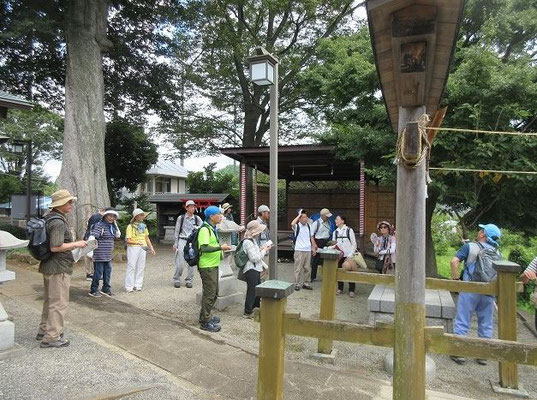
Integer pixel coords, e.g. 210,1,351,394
185,200,196,207
258,205,270,213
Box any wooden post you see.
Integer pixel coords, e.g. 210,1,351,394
256,280,294,400
393,106,427,400
496,260,522,389
317,249,340,354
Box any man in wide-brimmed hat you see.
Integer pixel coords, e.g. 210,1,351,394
36,189,87,348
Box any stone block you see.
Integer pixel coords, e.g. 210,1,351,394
0,302,7,321
439,290,456,318
0,269,15,283
367,285,385,312
490,381,529,398
0,319,15,351
311,349,338,364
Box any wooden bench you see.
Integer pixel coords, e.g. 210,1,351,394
368,285,455,332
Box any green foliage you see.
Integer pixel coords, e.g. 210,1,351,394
104,120,158,205
118,193,153,216
0,174,23,203
431,212,462,256
159,0,362,157
187,163,239,205
0,223,26,240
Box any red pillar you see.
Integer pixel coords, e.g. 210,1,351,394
240,162,246,227
359,160,365,251
253,166,258,215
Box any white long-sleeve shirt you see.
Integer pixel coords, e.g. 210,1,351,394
242,238,268,274
331,225,356,257
374,234,396,263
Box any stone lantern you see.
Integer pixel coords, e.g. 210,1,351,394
0,231,28,353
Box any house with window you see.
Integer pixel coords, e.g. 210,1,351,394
137,160,188,195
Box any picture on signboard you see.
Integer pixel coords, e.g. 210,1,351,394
400,41,427,73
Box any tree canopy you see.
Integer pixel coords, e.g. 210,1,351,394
0,0,185,123
104,120,158,205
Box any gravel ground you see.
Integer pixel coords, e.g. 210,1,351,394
64,244,537,400
0,295,214,400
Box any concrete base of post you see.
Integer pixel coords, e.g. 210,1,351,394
311,349,338,364
490,381,529,398
384,350,436,382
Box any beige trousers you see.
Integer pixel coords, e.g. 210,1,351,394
84,255,94,275
294,251,312,286
38,273,71,342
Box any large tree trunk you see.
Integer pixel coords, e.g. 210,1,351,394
425,189,439,277
58,0,112,239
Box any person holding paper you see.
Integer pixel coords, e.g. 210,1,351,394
88,208,121,297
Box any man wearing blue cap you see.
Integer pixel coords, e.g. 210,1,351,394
450,223,502,365
197,205,231,332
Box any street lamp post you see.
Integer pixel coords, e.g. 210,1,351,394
12,140,33,222
247,47,279,280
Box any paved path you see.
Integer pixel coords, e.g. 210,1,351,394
0,262,476,400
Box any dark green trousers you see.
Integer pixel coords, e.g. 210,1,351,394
198,266,219,323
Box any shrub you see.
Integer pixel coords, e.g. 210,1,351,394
0,223,26,240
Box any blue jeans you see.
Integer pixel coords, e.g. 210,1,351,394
91,261,111,294
454,291,495,338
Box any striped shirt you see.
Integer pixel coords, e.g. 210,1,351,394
91,220,117,262
526,257,537,274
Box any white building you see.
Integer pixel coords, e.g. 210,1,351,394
137,160,188,195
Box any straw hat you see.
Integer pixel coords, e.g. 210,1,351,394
245,220,266,237
377,220,392,231
50,189,77,208
221,202,232,211
130,208,148,222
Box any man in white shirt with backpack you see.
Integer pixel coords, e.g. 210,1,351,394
172,200,203,288
291,209,317,291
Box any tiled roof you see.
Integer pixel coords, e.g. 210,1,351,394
146,160,188,178
0,91,33,110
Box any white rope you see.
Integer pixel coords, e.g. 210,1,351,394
429,167,537,175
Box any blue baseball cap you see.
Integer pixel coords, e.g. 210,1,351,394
478,223,501,246
204,205,223,218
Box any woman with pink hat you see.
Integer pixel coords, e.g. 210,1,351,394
371,221,396,274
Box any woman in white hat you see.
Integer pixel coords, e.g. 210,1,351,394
371,221,396,274
239,220,272,319
125,208,155,292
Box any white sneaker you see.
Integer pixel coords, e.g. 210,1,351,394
126,288,134,293
134,287,142,291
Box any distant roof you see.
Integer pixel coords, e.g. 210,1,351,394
149,193,229,204
220,144,362,181
0,91,33,110
147,160,188,178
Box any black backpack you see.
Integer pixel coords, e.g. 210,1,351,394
335,227,351,241
26,215,64,261
470,242,503,282
183,223,210,267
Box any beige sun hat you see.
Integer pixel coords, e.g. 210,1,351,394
130,208,148,222
50,189,77,208
320,208,332,217
221,202,232,211
246,220,267,237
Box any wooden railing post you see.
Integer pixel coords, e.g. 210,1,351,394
317,249,340,355
494,260,523,394
256,280,294,400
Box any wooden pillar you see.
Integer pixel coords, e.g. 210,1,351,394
359,160,366,252
496,260,522,389
393,106,427,400
317,249,340,354
256,281,294,400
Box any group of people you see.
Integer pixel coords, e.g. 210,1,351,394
291,208,397,298
35,188,537,360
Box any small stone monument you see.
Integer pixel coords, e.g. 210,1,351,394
196,219,245,310
0,231,28,353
